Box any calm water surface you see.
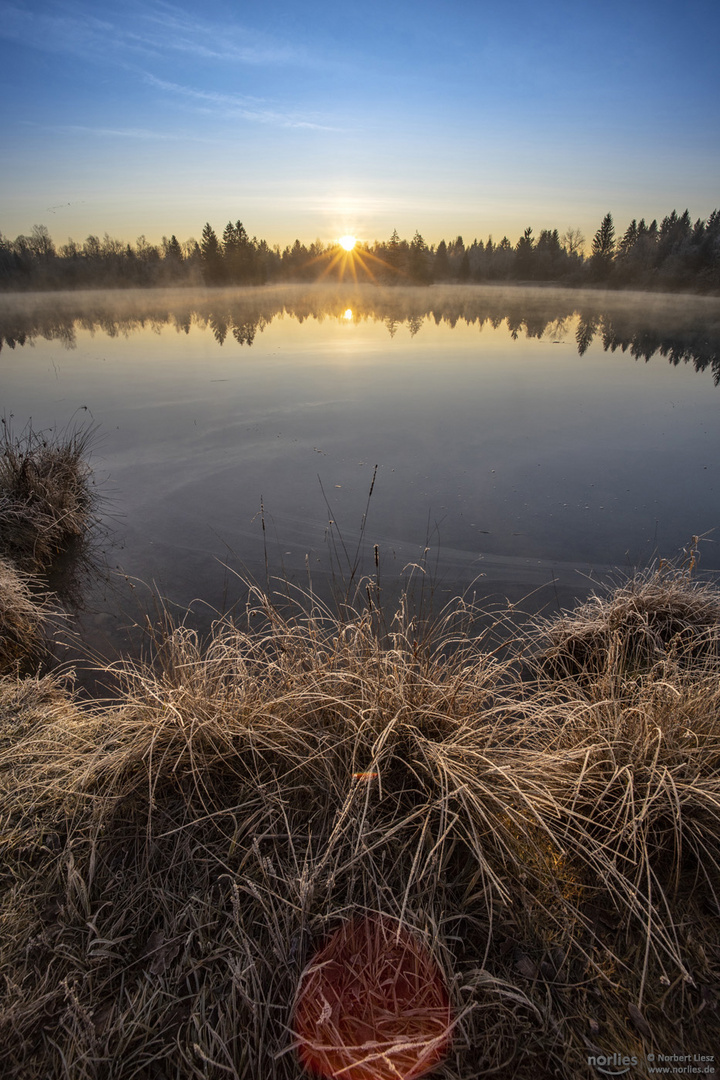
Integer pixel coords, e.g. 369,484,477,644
2,284,719,663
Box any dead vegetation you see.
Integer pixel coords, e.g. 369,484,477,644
532,543,720,684
0,418,97,572
0,557,47,672
0,565,718,1078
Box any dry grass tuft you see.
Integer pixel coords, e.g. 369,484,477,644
293,913,452,1080
530,561,720,686
0,573,718,1077
0,557,47,671
0,419,97,572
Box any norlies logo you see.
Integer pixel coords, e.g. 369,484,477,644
588,1054,639,1076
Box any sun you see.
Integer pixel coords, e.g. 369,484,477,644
339,235,357,251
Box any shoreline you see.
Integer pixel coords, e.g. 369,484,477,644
1,554,719,1077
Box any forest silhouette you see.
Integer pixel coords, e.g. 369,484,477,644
1,208,718,293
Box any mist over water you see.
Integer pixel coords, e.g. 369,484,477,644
2,283,720,666
2,283,720,374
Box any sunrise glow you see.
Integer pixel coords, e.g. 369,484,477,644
339,235,357,251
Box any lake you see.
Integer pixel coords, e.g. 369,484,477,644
2,283,719,667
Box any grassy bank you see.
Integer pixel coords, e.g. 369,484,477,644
0,419,98,678
1,567,719,1078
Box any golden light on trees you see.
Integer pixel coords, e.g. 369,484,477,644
339,234,357,251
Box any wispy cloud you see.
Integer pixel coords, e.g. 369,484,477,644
0,2,158,61
145,75,340,131
1,2,339,130
0,0,312,68
138,1,306,66
19,119,212,142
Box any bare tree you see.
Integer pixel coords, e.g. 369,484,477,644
561,227,585,256
29,224,56,259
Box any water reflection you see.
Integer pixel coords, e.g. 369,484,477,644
2,284,719,381
3,283,720,677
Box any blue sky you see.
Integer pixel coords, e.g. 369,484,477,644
1,0,718,249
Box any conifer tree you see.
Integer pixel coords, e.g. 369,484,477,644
514,226,535,279
164,235,183,262
408,231,430,283
200,223,224,284
386,229,402,278
591,213,615,278
433,239,449,281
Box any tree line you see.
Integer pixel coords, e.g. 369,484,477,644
0,209,718,292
